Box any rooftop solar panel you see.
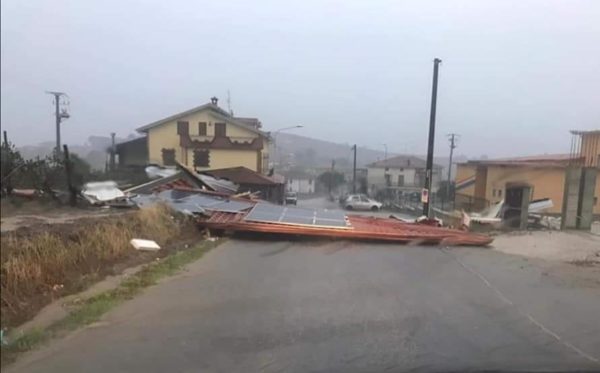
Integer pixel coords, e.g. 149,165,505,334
208,200,254,213
244,203,348,228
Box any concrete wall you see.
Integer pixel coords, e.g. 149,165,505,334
146,109,268,173
579,168,597,228
561,167,582,229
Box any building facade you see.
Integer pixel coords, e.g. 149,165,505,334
136,99,271,173
367,155,442,194
114,137,148,168
286,177,315,194
455,149,600,215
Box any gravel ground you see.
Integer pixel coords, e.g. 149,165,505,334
492,230,600,264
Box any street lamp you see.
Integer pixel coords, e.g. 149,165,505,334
272,125,303,168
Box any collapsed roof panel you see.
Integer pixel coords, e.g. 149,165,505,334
197,206,494,246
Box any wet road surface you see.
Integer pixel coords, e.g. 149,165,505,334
9,238,600,372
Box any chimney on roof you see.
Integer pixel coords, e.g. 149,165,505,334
407,158,411,167
210,96,219,105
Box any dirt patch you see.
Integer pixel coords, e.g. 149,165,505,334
0,204,203,330
492,230,600,263
1,198,126,233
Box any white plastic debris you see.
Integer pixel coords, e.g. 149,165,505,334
145,165,178,179
130,239,161,251
82,181,125,203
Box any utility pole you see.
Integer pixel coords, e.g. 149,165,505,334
352,144,357,194
382,143,388,162
422,58,442,217
46,91,69,156
446,133,459,204
63,145,76,206
110,132,116,172
227,89,233,116
328,159,335,195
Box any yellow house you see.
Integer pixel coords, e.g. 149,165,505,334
455,157,571,214
137,98,271,173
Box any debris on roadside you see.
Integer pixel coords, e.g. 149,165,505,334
145,165,178,179
433,198,556,230
196,201,493,246
130,239,161,251
10,189,40,199
81,181,127,206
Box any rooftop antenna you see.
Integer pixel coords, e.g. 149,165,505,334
227,89,233,116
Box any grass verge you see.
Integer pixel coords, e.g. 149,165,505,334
1,204,187,328
1,239,220,367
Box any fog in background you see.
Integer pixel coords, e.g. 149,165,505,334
2,0,599,158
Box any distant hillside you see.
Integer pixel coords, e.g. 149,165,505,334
17,135,133,171
275,133,466,179
274,133,387,169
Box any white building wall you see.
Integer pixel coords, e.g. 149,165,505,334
367,167,418,187
286,178,315,194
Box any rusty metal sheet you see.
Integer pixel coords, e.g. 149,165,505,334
197,210,493,246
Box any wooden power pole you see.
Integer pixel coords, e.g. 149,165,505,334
423,58,442,217
352,144,357,194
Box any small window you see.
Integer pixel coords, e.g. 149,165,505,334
198,122,207,136
161,148,176,166
177,121,189,135
492,189,496,197
215,122,226,137
498,189,503,197
193,150,210,168
360,196,369,202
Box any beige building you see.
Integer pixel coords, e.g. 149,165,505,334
455,130,600,215
136,98,271,173
455,156,571,214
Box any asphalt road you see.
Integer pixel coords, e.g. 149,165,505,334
9,237,600,372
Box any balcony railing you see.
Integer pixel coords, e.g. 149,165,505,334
188,135,258,144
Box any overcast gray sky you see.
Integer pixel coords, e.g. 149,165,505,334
1,0,599,157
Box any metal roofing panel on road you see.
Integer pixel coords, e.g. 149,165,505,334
244,203,348,228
